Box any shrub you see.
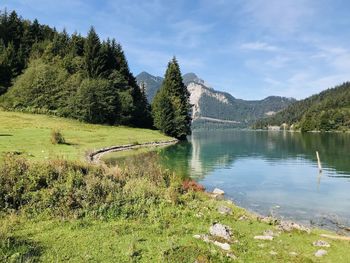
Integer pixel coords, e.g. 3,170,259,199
50,129,65,144
0,153,181,219
181,179,205,192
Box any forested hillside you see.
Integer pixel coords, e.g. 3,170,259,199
0,10,152,127
253,82,350,131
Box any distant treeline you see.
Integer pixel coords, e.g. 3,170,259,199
0,9,152,127
253,82,350,132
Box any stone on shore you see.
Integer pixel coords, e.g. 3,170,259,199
313,240,330,247
277,220,310,233
254,235,274,241
315,249,328,257
218,205,233,215
209,223,232,241
213,188,225,195
213,241,231,251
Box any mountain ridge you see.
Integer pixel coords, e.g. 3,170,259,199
136,72,296,128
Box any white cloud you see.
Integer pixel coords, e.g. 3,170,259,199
240,41,279,52
240,0,315,35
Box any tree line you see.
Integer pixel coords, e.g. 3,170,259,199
253,82,350,132
0,9,191,139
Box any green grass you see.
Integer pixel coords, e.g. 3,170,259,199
0,110,171,160
2,197,350,262
1,111,349,262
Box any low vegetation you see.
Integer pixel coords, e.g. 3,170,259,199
1,153,349,262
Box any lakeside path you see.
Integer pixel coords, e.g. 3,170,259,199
87,139,178,163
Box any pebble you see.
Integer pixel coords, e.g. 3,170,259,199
213,241,231,251
313,240,330,247
218,205,233,215
263,230,279,237
213,188,225,195
277,221,310,233
269,251,278,256
315,249,328,257
254,235,274,241
238,215,249,221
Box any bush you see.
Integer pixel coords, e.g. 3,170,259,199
0,153,181,219
50,129,65,144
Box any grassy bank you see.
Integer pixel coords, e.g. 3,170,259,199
1,153,349,262
0,110,171,161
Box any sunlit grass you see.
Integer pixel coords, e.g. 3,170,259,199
0,110,171,160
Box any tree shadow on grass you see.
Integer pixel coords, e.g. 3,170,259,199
0,236,43,262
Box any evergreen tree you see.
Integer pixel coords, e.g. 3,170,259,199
152,57,191,139
84,27,103,78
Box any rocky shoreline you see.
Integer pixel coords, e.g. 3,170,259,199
86,139,179,163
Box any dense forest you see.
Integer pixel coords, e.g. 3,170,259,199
0,9,152,127
253,82,350,131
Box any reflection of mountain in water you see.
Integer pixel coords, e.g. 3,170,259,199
159,131,350,179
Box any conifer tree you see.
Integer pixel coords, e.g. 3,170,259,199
152,57,191,139
84,27,103,78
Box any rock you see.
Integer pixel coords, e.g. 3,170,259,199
213,241,231,251
254,235,274,241
209,223,232,241
277,220,310,233
289,252,298,256
213,188,225,195
218,205,233,215
263,230,279,237
313,240,330,247
258,216,278,225
238,215,249,221
269,251,278,256
193,234,210,243
315,249,328,257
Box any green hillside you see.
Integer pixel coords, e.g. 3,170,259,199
0,9,152,128
0,110,171,160
254,82,350,131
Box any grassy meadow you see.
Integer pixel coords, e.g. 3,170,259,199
0,110,171,161
0,111,349,262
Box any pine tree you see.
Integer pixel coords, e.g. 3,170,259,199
84,27,103,78
152,57,191,139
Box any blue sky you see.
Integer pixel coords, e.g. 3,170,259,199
1,0,350,100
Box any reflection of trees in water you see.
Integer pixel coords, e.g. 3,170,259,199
160,131,350,179
157,142,192,179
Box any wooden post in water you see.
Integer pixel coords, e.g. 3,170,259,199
316,151,322,173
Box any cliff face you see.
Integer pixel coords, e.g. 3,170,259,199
136,72,296,128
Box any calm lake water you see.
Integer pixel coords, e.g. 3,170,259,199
104,130,350,231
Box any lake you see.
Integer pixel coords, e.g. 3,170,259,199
104,130,350,231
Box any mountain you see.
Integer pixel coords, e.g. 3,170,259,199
253,82,350,131
136,72,296,128
136,72,163,102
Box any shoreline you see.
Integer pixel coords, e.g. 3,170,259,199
87,139,350,235
86,139,179,163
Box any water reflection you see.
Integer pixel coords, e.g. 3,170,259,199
157,130,350,230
